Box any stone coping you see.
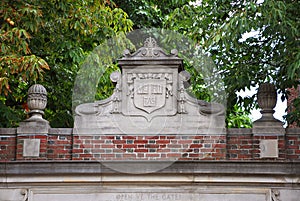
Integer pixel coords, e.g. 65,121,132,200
286,128,300,135
226,128,253,135
0,161,299,175
0,128,17,135
48,128,73,135
1,128,300,135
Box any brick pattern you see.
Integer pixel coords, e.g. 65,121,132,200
47,135,72,160
227,134,253,160
287,86,299,128
286,135,300,160
227,134,286,160
1,129,300,162
0,135,16,161
72,135,226,161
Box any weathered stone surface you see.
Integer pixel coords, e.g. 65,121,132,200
30,189,268,201
253,83,285,135
17,120,49,134
0,161,299,201
74,38,225,135
22,139,40,157
25,84,49,123
0,189,28,201
279,189,300,201
260,139,278,158
1,186,298,201
1,161,300,175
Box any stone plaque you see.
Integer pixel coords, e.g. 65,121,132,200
260,139,278,158
23,139,40,157
31,190,269,201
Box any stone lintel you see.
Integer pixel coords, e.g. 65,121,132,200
1,161,299,176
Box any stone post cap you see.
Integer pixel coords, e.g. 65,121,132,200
17,84,50,133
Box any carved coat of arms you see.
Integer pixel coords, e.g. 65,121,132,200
122,71,175,121
134,78,166,114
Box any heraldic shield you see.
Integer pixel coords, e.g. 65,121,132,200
133,79,166,114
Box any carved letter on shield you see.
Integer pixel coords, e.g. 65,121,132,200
134,79,166,114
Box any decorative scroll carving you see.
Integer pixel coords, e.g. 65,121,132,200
123,37,178,58
110,71,122,114
21,189,28,201
178,71,190,114
271,189,281,201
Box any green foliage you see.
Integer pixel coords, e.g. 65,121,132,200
163,0,300,125
0,0,133,127
114,0,190,28
0,0,49,127
115,0,299,127
286,97,300,127
227,105,252,128
1,0,299,128
73,32,135,109
0,1,50,93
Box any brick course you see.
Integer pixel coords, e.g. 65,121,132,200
1,128,300,162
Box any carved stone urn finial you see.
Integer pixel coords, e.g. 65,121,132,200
26,84,48,122
257,83,277,120
17,84,50,134
253,83,284,135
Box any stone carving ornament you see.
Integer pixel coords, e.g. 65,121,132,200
74,37,225,134
271,189,281,201
24,84,48,123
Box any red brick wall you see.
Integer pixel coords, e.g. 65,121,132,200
286,129,300,160
44,128,72,160
287,86,299,128
227,129,253,160
72,135,227,161
0,128,16,162
1,128,300,162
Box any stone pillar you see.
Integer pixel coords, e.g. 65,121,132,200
16,84,50,160
253,83,285,159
